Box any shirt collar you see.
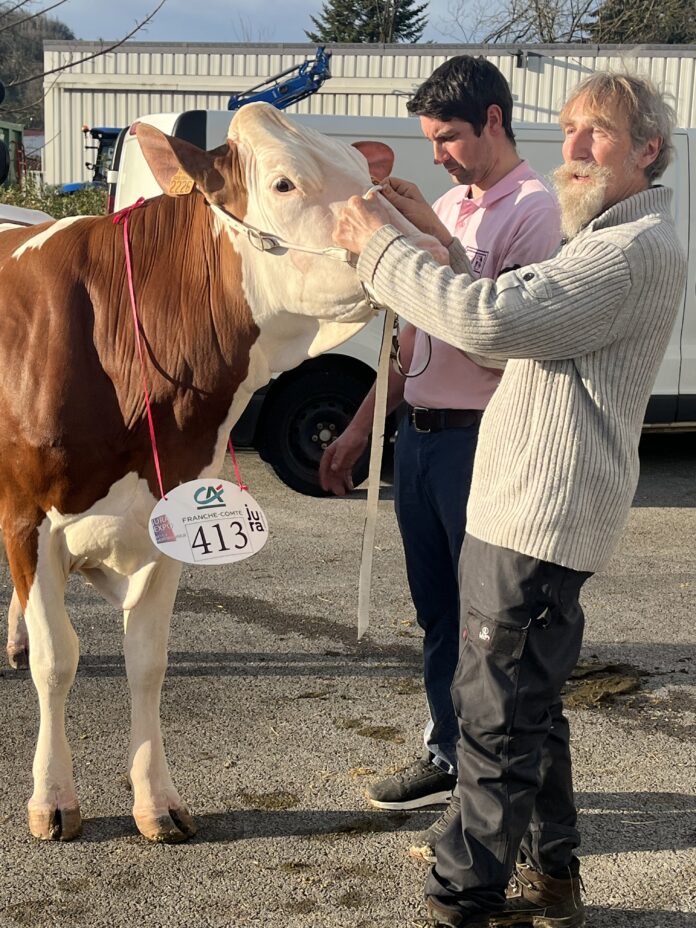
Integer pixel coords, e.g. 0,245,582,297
456,160,535,210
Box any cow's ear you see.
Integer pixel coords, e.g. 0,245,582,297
135,123,230,197
352,141,395,182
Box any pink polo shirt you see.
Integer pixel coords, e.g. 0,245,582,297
404,160,560,410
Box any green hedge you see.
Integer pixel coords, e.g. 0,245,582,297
0,183,108,218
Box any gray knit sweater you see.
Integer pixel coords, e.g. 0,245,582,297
357,187,686,572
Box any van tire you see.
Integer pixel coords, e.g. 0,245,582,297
256,366,375,497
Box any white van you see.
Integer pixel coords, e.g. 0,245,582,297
108,111,696,494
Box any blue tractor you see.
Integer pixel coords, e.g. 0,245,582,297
61,125,122,194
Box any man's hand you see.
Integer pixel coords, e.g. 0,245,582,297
319,426,369,496
333,193,391,255
381,177,453,246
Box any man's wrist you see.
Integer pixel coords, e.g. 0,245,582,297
345,418,371,440
356,225,403,286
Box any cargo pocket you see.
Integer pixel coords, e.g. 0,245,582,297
451,609,531,728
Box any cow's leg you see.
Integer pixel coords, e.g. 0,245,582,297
123,557,196,843
7,587,29,669
17,544,82,840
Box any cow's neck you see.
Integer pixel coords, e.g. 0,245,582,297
75,192,263,499
114,193,260,384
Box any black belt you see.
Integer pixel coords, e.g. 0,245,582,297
407,405,482,433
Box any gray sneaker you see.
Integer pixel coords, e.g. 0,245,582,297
366,755,456,811
409,790,461,862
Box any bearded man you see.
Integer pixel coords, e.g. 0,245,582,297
333,72,687,928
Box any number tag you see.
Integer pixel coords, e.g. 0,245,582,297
168,168,195,196
148,479,269,565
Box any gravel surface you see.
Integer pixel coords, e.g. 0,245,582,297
0,433,694,928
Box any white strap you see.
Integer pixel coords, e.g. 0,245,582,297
210,202,352,262
357,307,396,639
209,184,382,264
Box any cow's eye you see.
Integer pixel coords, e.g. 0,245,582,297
273,177,295,193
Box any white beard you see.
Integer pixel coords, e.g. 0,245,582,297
552,160,611,240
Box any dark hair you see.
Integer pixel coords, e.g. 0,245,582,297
407,55,515,142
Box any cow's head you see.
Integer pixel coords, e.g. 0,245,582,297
136,104,397,363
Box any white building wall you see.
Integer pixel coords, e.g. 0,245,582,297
43,41,696,185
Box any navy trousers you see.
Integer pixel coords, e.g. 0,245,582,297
393,415,479,772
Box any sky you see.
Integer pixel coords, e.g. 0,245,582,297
55,0,460,45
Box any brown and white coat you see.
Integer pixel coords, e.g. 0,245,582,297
0,103,396,843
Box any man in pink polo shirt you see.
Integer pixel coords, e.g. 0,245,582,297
320,55,560,857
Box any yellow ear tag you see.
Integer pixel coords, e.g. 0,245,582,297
168,169,195,196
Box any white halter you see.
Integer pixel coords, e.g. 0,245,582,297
209,184,383,264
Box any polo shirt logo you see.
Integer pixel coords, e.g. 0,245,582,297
465,246,489,276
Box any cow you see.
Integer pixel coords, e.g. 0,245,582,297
0,102,399,844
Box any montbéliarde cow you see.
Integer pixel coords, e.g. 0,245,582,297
0,102,399,844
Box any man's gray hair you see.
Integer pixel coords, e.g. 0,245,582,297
560,72,676,181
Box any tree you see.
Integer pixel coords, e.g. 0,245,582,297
439,0,696,44
306,0,367,43
0,1,166,129
438,0,599,43
587,0,696,43
306,0,429,44
0,1,74,126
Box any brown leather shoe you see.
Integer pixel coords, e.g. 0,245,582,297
489,864,585,927
426,898,489,927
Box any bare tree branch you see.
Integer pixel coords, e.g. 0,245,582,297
590,0,693,43
0,0,68,36
1,69,59,116
231,11,275,42
0,0,35,21
446,0,695,44
438,0,602,43
8,0,168,88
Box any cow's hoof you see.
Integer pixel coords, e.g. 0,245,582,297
28,804,83,841
135,806,197,843
7,643,29,670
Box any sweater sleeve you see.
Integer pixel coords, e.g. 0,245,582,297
445,236,508,369
356,225,634,361
447,237,473,275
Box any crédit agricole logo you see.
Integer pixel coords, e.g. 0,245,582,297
194,484,226,509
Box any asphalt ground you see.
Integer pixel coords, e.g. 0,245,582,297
0,433,694,928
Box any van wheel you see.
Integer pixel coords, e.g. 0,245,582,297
257,368,374,497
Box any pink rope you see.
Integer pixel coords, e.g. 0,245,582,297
228,438,248,491
114,198,248,499
114,198,167,500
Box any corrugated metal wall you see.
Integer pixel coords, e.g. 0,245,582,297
43,41,696,185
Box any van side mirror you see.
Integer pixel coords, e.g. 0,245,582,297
0,141,8,185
